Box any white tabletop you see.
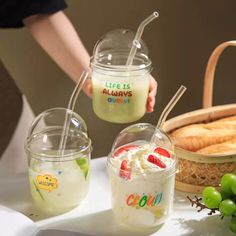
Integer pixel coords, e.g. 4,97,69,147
0,157,233,236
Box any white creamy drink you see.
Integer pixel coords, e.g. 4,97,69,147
107,142,176,229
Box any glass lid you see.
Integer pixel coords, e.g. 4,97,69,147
90,29,151,70
110,123,174,154
25,108,90,157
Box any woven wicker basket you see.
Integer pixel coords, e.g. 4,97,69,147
163,41,236,193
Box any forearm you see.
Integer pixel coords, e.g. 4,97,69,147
23,11,91,84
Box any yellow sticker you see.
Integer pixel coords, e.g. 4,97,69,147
36,174,58,192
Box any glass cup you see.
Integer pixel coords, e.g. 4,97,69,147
107,123,176,230
91,29,152,123
25,108,92,215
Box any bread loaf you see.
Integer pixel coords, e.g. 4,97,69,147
169,115,236,154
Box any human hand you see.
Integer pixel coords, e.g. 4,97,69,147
82,76,158,112
146,75,158,113
82,78,92,98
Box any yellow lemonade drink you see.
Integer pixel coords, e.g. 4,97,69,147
25,108,91,215
107,142,176,229
28,152,89,215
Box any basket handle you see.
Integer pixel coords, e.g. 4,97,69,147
203,40,236,108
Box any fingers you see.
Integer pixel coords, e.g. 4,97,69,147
82,78,93,98
146,76,158,113
82,75,158,113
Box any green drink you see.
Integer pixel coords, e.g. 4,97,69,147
92,68,150,123
90,29,152,123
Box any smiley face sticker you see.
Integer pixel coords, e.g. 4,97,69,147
36,174,58,192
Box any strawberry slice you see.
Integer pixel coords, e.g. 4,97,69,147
154,147,171,158
113,145,139,157
147,154,166,168
119,160,131,179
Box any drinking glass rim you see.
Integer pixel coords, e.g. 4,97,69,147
25,131,92,162
90,52,152,72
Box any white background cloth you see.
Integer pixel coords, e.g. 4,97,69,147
0,95,35,176
0,206,36,236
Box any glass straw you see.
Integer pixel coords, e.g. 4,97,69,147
150,85,186,143
67,71,89,111
126,11,159,66
59,71,89,154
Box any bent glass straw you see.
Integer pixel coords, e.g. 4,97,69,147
59,71,89,154
150,85,187,144
126,11,159,66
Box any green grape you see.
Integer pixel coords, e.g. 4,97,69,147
231,182,236,195
220,173,236,195
220,190,233,200
203,186,216,196
219,199,236,216
230,216,236,233
202,187,222,209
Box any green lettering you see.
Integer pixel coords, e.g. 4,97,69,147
139,195,148,207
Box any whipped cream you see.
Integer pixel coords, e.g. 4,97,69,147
110,143,175,176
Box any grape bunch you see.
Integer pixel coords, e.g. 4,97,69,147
202,172,236,233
